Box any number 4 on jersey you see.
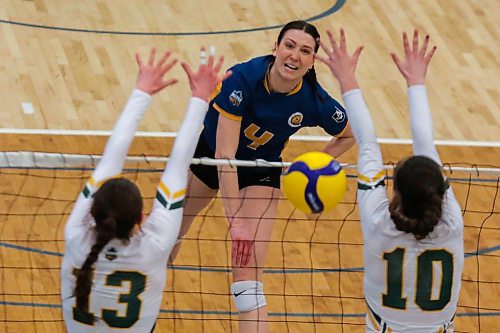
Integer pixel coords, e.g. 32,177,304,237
244,123,274,150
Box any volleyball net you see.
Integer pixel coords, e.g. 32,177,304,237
0,152,498,332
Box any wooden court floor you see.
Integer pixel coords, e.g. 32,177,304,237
0,0,498,141
0,0,499,332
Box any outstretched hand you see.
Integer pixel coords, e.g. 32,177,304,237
316,28,364,93
135,48,178,95
391,30,437,87
181,47,233,102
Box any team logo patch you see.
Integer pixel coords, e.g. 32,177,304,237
288,112,303,127
229,90,243,107
105,247,118,261
332,106,345,123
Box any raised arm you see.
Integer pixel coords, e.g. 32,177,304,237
91,49,178,186
317,29,385,182
391,30,440,165
154,49,232,210
66,49,178,239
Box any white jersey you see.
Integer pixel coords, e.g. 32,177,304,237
61,90,208,332
343,87,464,333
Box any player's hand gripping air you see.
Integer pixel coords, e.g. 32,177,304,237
391,29,437,87
315,28,363,93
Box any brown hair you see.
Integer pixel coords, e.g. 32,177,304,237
74,178,143,313
389,156,447,240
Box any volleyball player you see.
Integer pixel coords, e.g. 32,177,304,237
317,29,463,332
171,20,355,333
61,47,231,332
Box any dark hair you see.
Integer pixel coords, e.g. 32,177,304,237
275,20,321,94
389,156,447,240
75,178,143,314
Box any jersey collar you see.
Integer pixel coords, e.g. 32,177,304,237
264,66,303,96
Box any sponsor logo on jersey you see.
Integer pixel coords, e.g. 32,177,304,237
229,90,243,107
105,247,118,261
288,112,303,127
332,106,345,123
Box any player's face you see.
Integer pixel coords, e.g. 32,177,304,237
273,29,316,82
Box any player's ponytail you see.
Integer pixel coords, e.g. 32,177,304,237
389,156,446,240
74,178,143,314
75,216,116,313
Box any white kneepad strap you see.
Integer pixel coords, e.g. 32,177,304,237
231,280,266,313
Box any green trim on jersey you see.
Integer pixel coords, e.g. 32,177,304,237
357,178,385,191
82,185,91,198
155,191,184,210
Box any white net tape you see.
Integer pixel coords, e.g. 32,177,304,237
0,151,499,175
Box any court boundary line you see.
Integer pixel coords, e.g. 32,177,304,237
0,241,497,274
0,129,499,147
0,1,345,36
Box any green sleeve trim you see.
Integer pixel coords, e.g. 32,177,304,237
155,191,184,210
357,178,385,191
82,185,91,198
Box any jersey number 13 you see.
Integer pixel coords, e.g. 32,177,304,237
73,270,146,328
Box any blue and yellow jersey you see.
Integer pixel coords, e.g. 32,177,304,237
202,55,349,161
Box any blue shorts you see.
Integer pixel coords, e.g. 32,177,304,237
190,134,282,190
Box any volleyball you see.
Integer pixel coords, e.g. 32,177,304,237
282,151,347,214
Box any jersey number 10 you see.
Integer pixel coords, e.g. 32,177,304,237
383,248,453,311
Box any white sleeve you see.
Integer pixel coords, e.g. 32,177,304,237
90,89,152,189
153,97,208,211
408,85,442,165
342,89,386,184
342,89,388,221
64,193,93,241
142,208,184,252
66,90,151,239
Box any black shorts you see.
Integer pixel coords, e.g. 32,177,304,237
190,134,282,190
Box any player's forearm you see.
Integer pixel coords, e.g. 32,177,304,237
342,89,384,177
160,97,208,190
218,167,243,223
92,89,151,183
214,114,242,223
322,135,355,158
408,85,441,165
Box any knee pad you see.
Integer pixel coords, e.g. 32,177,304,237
231,280,266,313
